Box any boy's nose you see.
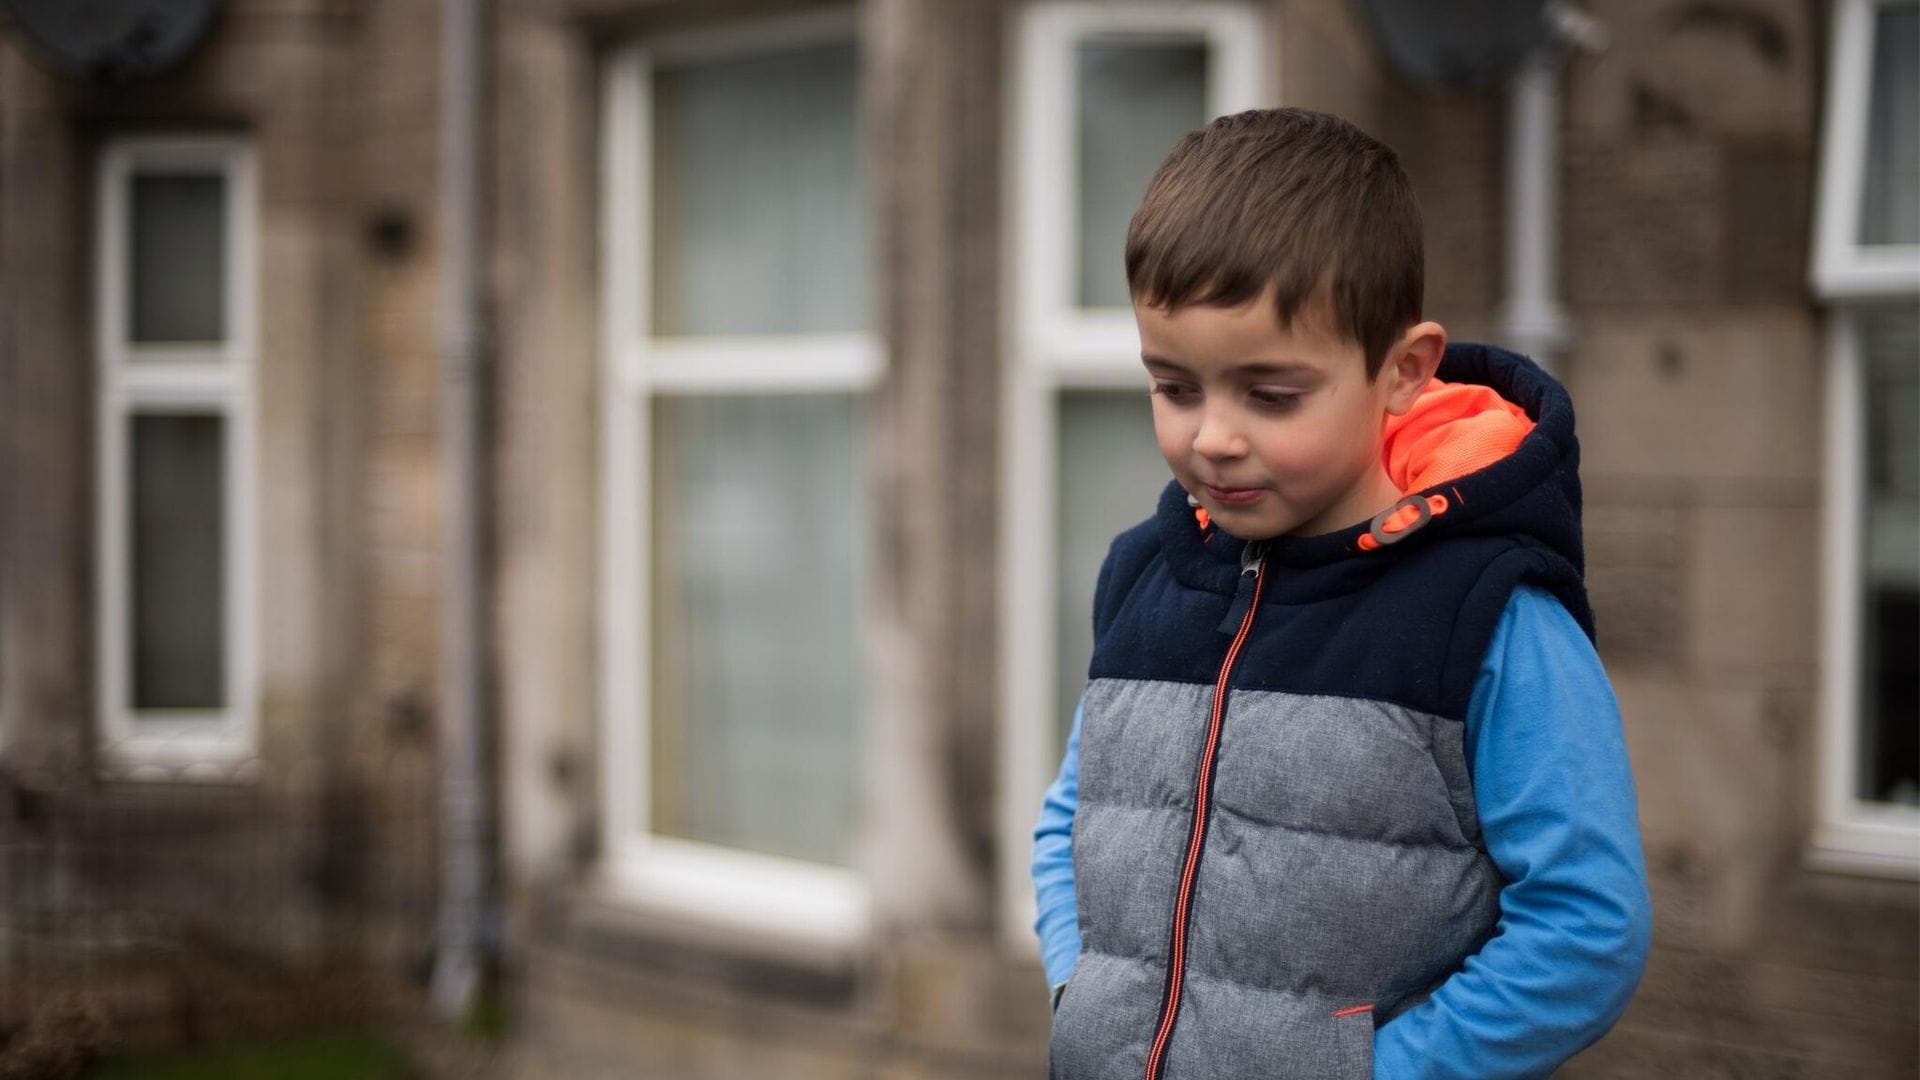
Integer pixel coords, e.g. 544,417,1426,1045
1192,406,1247,460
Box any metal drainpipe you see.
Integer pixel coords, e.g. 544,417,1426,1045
1499,3,1608,370
430,0,490,1023
1499,50,1573,368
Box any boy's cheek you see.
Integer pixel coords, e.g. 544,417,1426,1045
1151,424,1191,477
1159,454,1197,495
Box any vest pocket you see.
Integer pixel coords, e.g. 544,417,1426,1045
1332,1005,1376,1078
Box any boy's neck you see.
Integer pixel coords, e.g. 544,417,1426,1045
1290,461,1407,539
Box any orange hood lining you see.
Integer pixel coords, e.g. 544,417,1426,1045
1382,379,1536,495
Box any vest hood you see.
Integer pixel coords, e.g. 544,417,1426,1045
1153,341,1594,639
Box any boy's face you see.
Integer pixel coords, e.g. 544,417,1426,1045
1135,294,1440,541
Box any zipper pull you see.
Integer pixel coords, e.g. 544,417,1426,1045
1216,541,1266,634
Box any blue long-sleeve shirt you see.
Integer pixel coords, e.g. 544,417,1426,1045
1031,584,1651,1079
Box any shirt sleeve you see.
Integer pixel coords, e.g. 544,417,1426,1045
1372,585,1653,1079
1032,697,1085,993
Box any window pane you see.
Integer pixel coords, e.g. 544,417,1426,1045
1859,307,1919,805
649,393,865,864
1077,36,1208,309
129,174,227,344
651,41,867,336
1055,390,1170,741
130,414,226,710
1861,5,1919,247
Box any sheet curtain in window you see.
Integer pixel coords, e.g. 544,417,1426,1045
1054,391,1171,742
129,174,227,345
651,41,867,336
1860,5,1919,247
130,414,226,710
648,394,866,866
1076,37,1208,309
1859,306,1918,805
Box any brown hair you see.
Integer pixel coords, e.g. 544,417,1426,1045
1125,108,1423,379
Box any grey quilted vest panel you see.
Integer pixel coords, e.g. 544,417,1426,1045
1049,677,1506,1080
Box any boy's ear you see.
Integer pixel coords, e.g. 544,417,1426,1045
1380,321,1447,415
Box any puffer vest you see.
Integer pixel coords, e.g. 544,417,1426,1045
1050,344,1594,1080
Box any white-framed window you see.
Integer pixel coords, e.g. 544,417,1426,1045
599,9,874,944
997,1,1266,940
94,136,259,778
1811,0,1919,875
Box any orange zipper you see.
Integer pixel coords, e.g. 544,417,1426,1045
1144,544,1267,1080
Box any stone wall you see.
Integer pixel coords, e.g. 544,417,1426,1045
0,0,442,1002
1560,2,1917,1075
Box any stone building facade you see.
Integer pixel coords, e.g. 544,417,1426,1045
0,0,1913,1076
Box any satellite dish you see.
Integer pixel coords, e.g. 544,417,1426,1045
1,0,225,82
1353,0,1554,93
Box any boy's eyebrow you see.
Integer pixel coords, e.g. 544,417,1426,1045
1142,354,1323,378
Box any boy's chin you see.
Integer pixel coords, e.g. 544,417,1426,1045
1202,505,1292,542
1207,500,1359,541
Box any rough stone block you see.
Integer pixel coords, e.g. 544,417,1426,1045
1612,674,1796,945
1565,310,1821,484
1685,503,1819,673
1585,499,1688,669
1723,140,1814,305
1566,139,1725,308
1567,0,1815,141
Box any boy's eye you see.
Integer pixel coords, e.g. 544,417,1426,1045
1249,388,1303,411
1151,382,1197,403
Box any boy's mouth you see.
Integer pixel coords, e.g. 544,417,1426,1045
1204,484,1265,506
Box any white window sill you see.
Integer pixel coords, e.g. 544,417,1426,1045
95,729,258,783
1806,814,1920,880
598,837,871,953
539,861,871,1007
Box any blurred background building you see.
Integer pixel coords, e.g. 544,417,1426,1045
0,0,1914,1076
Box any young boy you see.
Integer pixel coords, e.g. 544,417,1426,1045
1031,109,1650,1080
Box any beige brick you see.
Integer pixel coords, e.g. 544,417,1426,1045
1569,0,1816,141
1723,140,1815,306
1686,504,1819,673
1275,0,1385,129
1586,500,1689,669
1566,139,1725,307
1614,674,1798,945
1565,311,1821,484
890,936,1050,1057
